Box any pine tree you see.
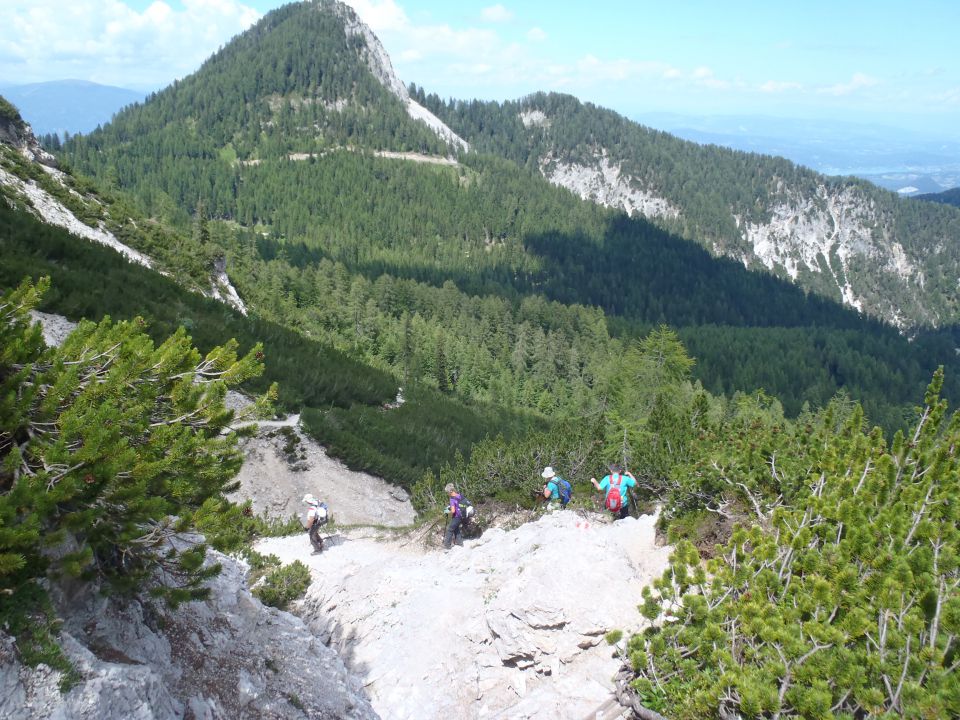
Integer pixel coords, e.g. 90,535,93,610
436,343,449,392
0,278,274,615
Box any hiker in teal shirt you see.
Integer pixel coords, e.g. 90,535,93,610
590,463,636,520
540,466,571,509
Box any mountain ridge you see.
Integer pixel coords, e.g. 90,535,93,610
52,0,960,431
425,91,960,330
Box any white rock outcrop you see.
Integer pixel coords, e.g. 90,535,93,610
0,165,153,268
28,309,78,347
331,0,468,152
209,256,248,315
258,509,671,719
230,423,416,527
540,151,680,222
519,110,549,129
0,551,380,720
533,134,936,327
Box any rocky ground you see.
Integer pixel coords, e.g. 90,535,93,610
10,312,667,719
258,508,671,720
0,548,379,720
29,309,77,347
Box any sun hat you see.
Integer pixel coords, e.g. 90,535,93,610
541,466,556,479
444,483,456,493
302,494,318,505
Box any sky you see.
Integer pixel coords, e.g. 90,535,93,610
2,0,959,137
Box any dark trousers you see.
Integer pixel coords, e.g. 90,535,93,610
309,522,324,552
443,515,463,548
613,505,630,521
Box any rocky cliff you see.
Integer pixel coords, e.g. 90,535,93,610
538,144,934,329
0,107,251,315
329,0,468,152
0,549,379,720
0,99,58,169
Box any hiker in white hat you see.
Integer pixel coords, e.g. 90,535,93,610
302,494,329,554
540,466,572,510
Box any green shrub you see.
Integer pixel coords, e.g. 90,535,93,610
631,373,960,719
605,629,623,645
253,560,312,610
0,584,80,692
193,498,302,555
0,96,25,130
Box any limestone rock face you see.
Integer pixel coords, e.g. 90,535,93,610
0,552,380,720
229,424,416,528
258,509,671,719
0,112,58,168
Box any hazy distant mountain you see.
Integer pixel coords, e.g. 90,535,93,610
636,112,960,195
0,79,144,137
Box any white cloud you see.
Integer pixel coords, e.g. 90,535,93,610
344,0,504,87
575,55,678,83
481,5,514,23
527,27,547,42
343,0,409,33
818,72,879,97
690,66,729,90
0,0,261,88
934,87,960,104
760,80,802,93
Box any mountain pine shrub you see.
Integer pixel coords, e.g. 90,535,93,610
1,278,273,650
631,371,960,718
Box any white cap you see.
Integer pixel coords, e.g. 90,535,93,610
541,466,556,479
302,494,318,505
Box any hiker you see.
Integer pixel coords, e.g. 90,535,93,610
303,494,328,553
590,464,637,520
442,482,467,549
541,466,572,509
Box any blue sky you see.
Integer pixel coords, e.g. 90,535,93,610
3,0,959,136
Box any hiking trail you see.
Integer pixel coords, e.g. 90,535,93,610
257,508,671,720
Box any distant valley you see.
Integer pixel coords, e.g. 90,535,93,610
636,111,960,195
0,79,145,137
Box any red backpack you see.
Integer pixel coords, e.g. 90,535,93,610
604,474,624,512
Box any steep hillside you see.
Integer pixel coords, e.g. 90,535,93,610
425,92,960,329
54,3,960,431
1,550,379,720
62,0,463,224
0,99,540,490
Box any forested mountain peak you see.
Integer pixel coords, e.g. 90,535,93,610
65,0,464,164
425,91,960,330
